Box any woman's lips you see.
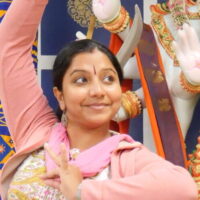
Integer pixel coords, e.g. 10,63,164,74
84,103,110,110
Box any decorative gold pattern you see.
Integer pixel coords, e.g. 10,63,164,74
152,70,165,83
158,98,172,112
151,0,200,66
103,7,130,33
180,72,200,93
121,91,142,118
188,136,200,199
67,0,101,28
168,0,189,28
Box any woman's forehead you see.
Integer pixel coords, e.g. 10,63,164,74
67,51,115,73
67,65,117,76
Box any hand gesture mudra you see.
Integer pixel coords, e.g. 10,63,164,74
40,143,83,200
173,23,200,85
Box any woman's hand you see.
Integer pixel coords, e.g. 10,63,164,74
41,143,83,200
92,0,121,23
173,23,200,85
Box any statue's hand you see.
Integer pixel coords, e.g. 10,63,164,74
173,23,200,85
92,0,121,23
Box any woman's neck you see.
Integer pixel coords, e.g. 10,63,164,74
66,122,111,151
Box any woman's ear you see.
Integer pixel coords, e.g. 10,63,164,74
53,87,66,111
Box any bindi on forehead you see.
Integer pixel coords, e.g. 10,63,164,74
93,65,97,75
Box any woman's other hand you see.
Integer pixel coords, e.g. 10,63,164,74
41,143,83,200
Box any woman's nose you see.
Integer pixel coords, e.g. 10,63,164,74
89,79,105,97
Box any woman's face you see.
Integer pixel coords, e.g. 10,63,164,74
54,49,122,128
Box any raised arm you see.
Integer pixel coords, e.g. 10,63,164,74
0,0,57,151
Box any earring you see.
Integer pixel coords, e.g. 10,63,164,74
113,111,120,122
112,106,129,122
61,111,67,126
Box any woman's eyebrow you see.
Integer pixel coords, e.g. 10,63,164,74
102,68,117,74
69,69,88,76
69,67,117,76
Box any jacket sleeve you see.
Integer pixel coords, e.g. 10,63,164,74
81,146,198,200
0,0,57,151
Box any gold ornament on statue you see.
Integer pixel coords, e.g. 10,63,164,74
158,98,171,112
67,0,102,39
168,0,189,29
188,136,200,199
121,91,142,118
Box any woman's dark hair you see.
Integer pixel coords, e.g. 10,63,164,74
52,39,123,91
52,39,124,120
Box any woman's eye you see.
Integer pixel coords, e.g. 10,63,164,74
103,75,114,83
74,77,88,84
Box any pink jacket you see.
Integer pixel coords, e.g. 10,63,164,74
0,0,198,199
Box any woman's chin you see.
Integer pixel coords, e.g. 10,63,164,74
83,116,112,129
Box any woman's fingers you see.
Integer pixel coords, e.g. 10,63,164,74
43,179,60,190
60,143,69,170
40,169,60,179
44,143,60,166
44,143,69,173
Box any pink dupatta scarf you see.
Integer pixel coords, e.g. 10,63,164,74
45,123,134,177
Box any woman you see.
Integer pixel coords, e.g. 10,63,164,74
0,0,198,199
